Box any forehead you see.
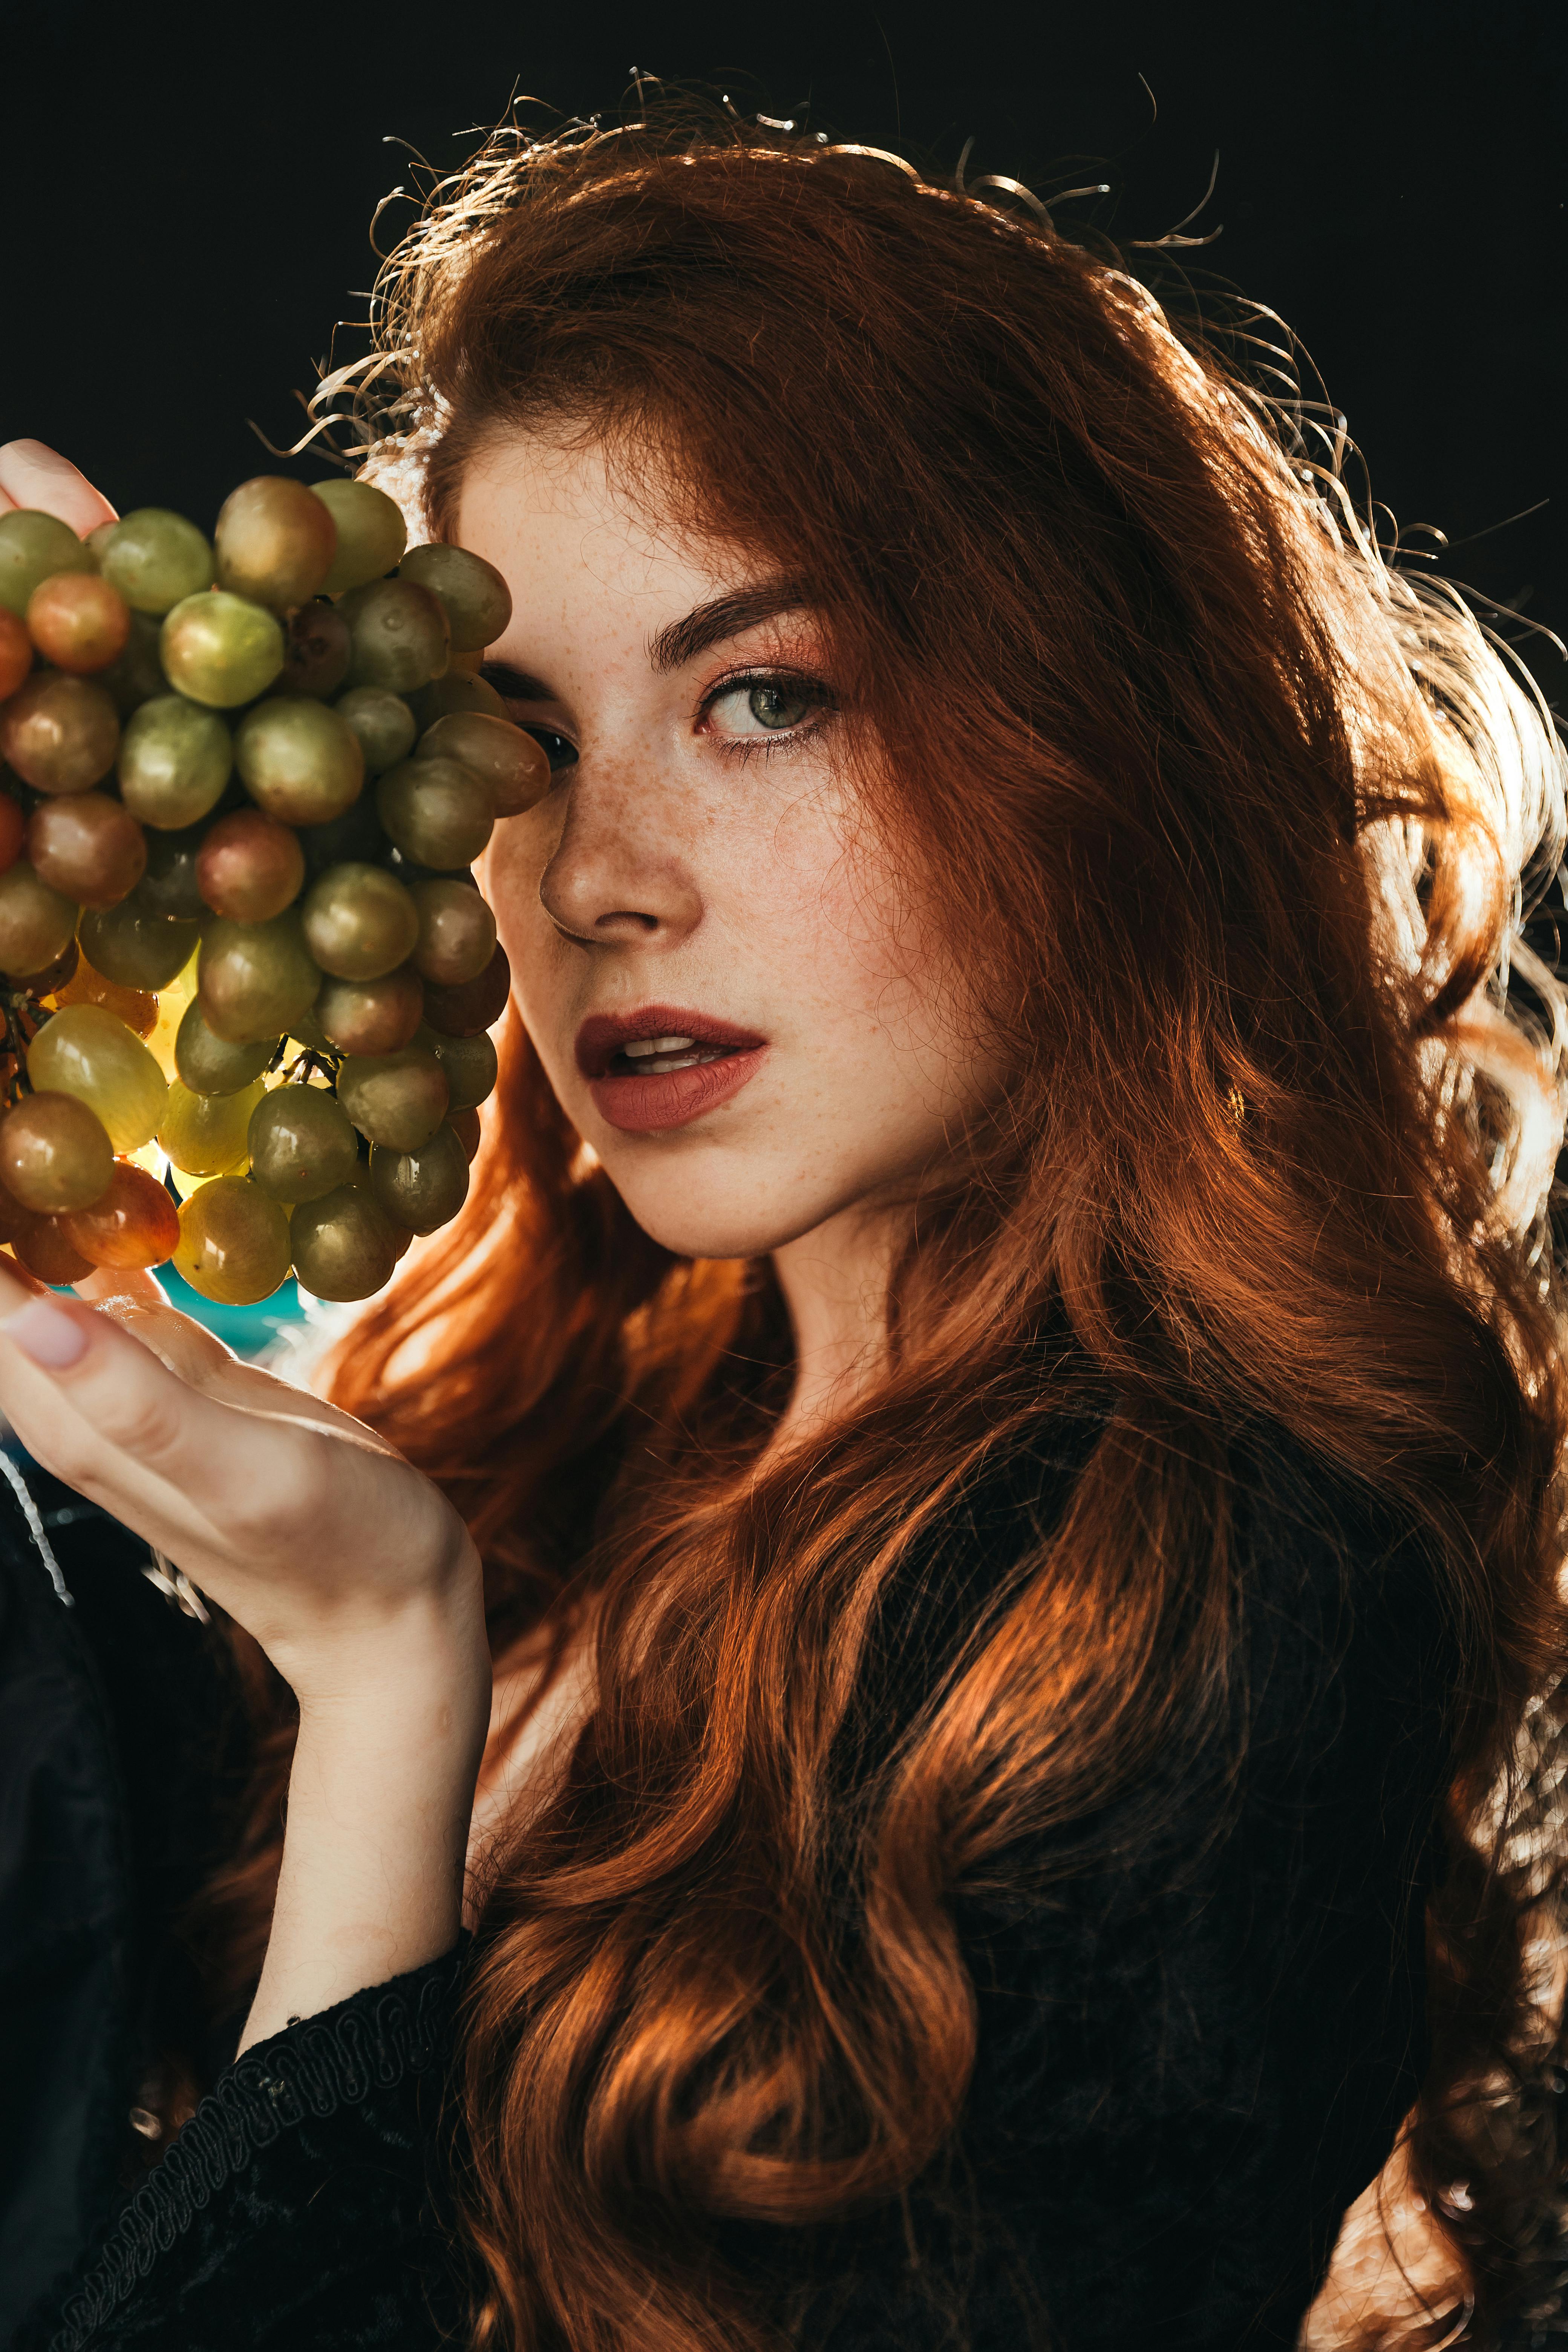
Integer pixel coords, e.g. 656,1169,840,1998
455,430,744,631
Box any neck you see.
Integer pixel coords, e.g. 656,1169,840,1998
766,1203,906,1453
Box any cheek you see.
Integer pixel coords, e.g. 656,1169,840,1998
480,808,570,1032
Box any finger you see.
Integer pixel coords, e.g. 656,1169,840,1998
0,440,118,535
70,1261,392,1442
0,1289,243,1503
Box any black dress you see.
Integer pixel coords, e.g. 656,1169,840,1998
5,1421,1461,2351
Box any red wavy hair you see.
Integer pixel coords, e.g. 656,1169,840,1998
209,97,1568,2349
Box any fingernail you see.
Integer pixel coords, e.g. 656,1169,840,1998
3,1298,89,1369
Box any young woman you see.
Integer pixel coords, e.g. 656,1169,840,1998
6,95,1568,2352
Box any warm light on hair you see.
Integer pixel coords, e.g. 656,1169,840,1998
201,93,1568,2351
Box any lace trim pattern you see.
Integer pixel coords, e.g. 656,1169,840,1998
47,1949,462,2351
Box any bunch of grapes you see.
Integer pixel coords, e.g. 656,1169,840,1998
0,476,546,1306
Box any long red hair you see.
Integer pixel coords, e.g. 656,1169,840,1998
214,95,1568,2348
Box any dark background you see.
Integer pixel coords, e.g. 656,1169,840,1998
3,0,1564,694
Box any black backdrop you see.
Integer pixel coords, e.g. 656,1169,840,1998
4,0,1563,690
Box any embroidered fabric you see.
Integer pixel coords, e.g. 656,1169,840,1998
40,1946,466,2352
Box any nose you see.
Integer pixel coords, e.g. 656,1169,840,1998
537,758,704,948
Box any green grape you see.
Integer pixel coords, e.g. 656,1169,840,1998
214,477,337,611
0,1090,114,1213
279,601,351,698
409,876,497,986
339,578,449,695
315,965,424,1055
313,479,407,594
332,685,418,777
288,1181,400,1302
301,862,418,982
198,909,321,1044
117,694,233,827
416,710,551,816
133,823,208,920
161,590,285,709
368,1124,469,1234
98,509,214,614
99,611,169,716
0,673,119,793
0,861,80,978
173,1174,292,1305
406,669,507,729
26,793,146,909
28,1002,169,1151
375,756,493,870
247,1083,358,1201
174,998,277,1094
336,1043,449,1149
234,695,363,826
85,522,118,563
196,808,306,923
420,1021,498,1112
159,1077,264,1175
78,902,201,989
398,543,512,654
0,510,95,618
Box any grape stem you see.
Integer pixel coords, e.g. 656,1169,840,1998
0,989,49,1104
282,1046,341,1088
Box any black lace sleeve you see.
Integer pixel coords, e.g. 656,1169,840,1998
21,1946,468,2352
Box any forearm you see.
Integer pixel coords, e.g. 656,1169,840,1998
240,1596,491,2051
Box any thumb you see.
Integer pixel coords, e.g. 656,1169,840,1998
0,441,118,535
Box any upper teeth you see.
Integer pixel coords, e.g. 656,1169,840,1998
624,1035,696,1058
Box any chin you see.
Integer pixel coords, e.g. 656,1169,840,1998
603,1164,834,1263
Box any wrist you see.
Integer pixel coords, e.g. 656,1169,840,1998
266,1542,490,1726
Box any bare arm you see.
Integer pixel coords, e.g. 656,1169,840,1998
0,1269,491,2047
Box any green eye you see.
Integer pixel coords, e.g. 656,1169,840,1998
747,682,813,730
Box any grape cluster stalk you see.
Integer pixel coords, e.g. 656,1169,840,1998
0,478,547,1304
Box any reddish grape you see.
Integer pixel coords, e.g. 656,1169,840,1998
58,1160,179,1269
279,602,351,698
26,573,132,674
0,609,32,701
196,808,306,923
15,1222,96,1283
0,673,119,794
55,955,158,1038
410,877,496,986
421,942,510,1038
315,966,424,1056
26,793,148,908
446,1106,481,1162
0,792,24,878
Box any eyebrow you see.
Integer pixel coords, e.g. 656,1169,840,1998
481,660,554,702
647,581,808,673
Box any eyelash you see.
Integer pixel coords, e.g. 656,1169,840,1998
479,665,837,768
698,668,838,762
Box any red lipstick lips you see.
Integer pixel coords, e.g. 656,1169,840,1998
575,1006,767,1133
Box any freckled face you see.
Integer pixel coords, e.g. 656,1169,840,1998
456,433,996,1262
